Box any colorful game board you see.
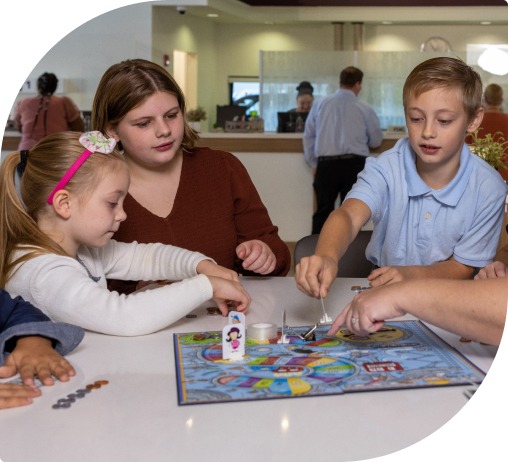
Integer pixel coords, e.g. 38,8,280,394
174,321,485,405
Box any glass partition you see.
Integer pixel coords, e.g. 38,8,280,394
260,50,465,132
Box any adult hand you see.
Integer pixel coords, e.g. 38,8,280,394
236,240,276,275
196,259,240,282
0,383,41,409
0,337,76,386
475,261,508,280
327,284,406,336
207,276,252,316
295,255,338,298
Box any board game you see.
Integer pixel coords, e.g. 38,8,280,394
174,321,485,405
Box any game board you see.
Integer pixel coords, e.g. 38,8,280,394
174,321,485,405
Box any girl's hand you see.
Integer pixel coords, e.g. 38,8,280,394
475,261,508,280
206,276,251,316
196,260,239,282
0,336,76,386
0,383,41,409
236,240,276,275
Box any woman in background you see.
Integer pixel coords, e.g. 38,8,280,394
14,72,84,150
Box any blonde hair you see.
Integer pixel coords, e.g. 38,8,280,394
403,57,483,122
0,131,125,286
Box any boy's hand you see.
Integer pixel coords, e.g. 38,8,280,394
475,261,508,280
0,337,76,386
196,260,240,282
0,383,41,409
236,240,276,275
368,265,411,287
207,276,252,316
295,255,338,298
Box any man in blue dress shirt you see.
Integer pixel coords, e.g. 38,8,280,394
303,66,383,234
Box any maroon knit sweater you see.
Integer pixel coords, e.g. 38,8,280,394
110,147,290,294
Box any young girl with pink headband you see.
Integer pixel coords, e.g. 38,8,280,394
0,131,251,336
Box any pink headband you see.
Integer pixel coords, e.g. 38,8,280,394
47,131,116,205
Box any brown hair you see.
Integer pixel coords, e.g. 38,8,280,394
484,83,504,107
0,131,125,285
402,57,483,122
92,59,199,151
340,67,364,88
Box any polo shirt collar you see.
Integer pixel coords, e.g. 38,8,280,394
405,141,472,206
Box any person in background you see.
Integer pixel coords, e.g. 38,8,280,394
92,59,290,298
290,81,314,113
0,131,251,337
327,276,507,346
468,83,508,181
0,289,83,409
14,72,84,150
303,66,383,234
296,57,507,300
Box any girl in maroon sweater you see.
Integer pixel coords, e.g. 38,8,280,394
92,59,290,293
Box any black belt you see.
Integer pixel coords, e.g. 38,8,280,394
318,154,363,162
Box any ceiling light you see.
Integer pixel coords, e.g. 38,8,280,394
477,47,508,75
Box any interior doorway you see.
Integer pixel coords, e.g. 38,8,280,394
173,49,198,110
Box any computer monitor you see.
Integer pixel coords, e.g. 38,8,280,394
277,111,309,133
216,105,247,129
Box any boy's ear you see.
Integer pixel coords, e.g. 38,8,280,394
467,107,484,133
51,189,72,219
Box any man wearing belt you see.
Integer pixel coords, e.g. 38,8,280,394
303,66,383,234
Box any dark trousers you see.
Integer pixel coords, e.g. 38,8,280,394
312,155,366,234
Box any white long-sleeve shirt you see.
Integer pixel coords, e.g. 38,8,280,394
6,240,213,336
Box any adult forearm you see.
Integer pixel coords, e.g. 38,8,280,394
396,278,507,345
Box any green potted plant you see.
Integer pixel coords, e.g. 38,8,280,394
186,106,207,132
468,129,508,172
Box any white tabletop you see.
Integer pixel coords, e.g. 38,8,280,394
0,277,499,462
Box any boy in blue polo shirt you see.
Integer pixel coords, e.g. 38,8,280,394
296,57,507,299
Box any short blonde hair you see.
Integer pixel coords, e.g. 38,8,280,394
403,57,483,122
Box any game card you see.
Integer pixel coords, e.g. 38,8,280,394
222,322,245,361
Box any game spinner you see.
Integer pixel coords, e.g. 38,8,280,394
174,321,485,405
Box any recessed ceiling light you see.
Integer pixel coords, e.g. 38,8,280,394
480,21,491,25
382,21,392,25
207,13,219,17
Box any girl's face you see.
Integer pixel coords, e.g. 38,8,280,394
108,91,185,170
67,163,129,254
405,86,482,184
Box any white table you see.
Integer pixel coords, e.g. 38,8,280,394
0,277,499,462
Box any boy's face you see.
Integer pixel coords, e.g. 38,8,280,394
405,87,483,182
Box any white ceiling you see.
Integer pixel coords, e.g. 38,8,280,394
155,0,508,24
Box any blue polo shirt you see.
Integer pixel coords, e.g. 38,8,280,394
347,137,507,268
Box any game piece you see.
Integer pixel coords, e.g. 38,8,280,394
277,309,290,344
229,311,245,326
222,314,245,361
319,293,332,324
